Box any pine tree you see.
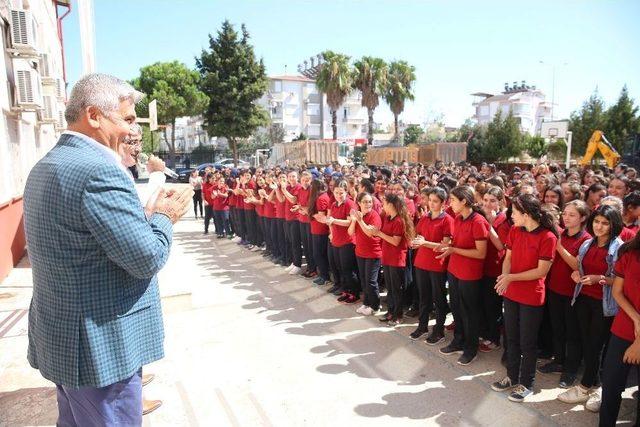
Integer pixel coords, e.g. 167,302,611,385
604,85,640,153
197,21,269,166
484,110,523,161
568,90,607,155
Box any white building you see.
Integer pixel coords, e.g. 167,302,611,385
160,115,210,152
471,81,552,135
257,75,368,144
0,0,70,280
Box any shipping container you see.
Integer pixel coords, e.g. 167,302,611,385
366,143,467,166
267,140,340,166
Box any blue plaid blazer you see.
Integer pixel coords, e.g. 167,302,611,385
23,133,173,388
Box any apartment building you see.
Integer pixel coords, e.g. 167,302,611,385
257,75,367,143
472,81,552,135
0,0,69,280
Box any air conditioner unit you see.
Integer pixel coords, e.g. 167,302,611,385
55,78,65,99
10,9,37,52
40,95,57,122
13,59,42,108
56,107,66,130
39,53,52,78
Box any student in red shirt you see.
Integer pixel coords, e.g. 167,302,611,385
349,192,382,315
492,194,558,403
411,186,454,343
241,170,260,249
540,200,591,386
201,173,215,235
480,186,511,352
274,173,290,266
281,170,303,275
373,193,415,326
437,185,488,366
601,232,640,425
622,192,640,235
296,172,315,278
212,176,232,238
325,179,359,303
308,179,331,286
557,205,624,409
257,175,275,255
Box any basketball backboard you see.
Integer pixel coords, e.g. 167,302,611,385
540,120,568,140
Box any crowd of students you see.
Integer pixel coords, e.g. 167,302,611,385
192,159,640,424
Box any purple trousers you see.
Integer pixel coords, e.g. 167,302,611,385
56,369,142,427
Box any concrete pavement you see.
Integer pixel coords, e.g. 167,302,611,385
1,210,637,426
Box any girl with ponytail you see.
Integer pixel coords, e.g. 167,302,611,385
307,179,331,286
436,185,489,366
491,193,558,403
373,193,415,326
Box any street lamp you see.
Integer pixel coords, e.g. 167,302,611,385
539,60,568,121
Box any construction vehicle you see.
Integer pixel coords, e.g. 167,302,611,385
579,130,621,168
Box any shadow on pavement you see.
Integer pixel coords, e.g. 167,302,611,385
0,386,57,426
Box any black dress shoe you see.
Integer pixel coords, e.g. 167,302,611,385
327,284,341,294
404,307,419,318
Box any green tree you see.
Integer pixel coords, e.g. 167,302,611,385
316,50,353,140
268,124,285,146
484,110,524,162
131,61,208,167
352,56,388,145
603,85,640,153
568,91,607,155
403,124,423,145
197,21,269,165
384,60,416,138
458,120,487,162
524,134,549,159
140,126,159,155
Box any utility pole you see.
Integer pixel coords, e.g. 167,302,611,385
539,61,567,121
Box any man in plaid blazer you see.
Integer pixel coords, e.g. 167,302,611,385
23,74,192,426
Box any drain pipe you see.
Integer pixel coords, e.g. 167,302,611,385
54,0,72,98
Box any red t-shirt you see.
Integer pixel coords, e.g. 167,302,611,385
212,184,228,211
310,193,330,235
263,197,275,218
372,196,383,215
578,243,609,300
330,199,356,247
621,227,636,242
285,184,301,221
611,251,640,342
504,227,557,306
547,230,591,297
414,212,454,273
355,210,382,259
275,197,286,219
242,181,256,210
228,182,237,207
254,195,264,217
381,214,408,267
202,182,214,205
297,186,311,223
448,212,489,281
405,198,416,220
483,213,511,278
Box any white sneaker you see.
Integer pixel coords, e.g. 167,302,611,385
585,387,601,412
232,236,242,243
557,385,591,404
285,263,294,272
361,306,374,316
288,266,302,275
355,305,367,314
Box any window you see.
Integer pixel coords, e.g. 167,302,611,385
307,104,319,116
274,80,282,92
479,105,489,117
343,107,348,119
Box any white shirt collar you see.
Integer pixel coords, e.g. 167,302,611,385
62,130,133,181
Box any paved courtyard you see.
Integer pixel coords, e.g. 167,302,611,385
0,206,637,426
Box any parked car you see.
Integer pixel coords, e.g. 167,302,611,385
175,167,195,183
213,158,250,169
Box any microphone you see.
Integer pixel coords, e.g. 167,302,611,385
163,167,179,179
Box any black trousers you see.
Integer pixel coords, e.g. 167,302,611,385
204,205,214,233
193,189,203,217
214,210,231,236
334,244,359,293
384,265,405,318
548,290,582,372
287,220,302,267
299,222,315,272
600,334,637,427
357,257,381,310
504,297,544,389
312,234,329,280
243,210,257,245
229,207,238,235
235,207,246,240
254,213,264,246
575,294,612,388
414,268,434,331
270,218,282,259
481,276,503,344
448,273,481,356
263,218,273,252
328,244,340,284
276,218,290,263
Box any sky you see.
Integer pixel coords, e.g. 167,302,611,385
61,0,640,127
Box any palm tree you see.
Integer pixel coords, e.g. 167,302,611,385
353,57,388,145
384,60,416,141
316,51,352,140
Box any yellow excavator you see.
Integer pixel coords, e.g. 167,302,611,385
579,130,621,168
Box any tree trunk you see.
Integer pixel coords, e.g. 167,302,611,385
231,138,238,167
169,117,176,168
367,108,374,145
394,114,399,141
332,110,337,140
